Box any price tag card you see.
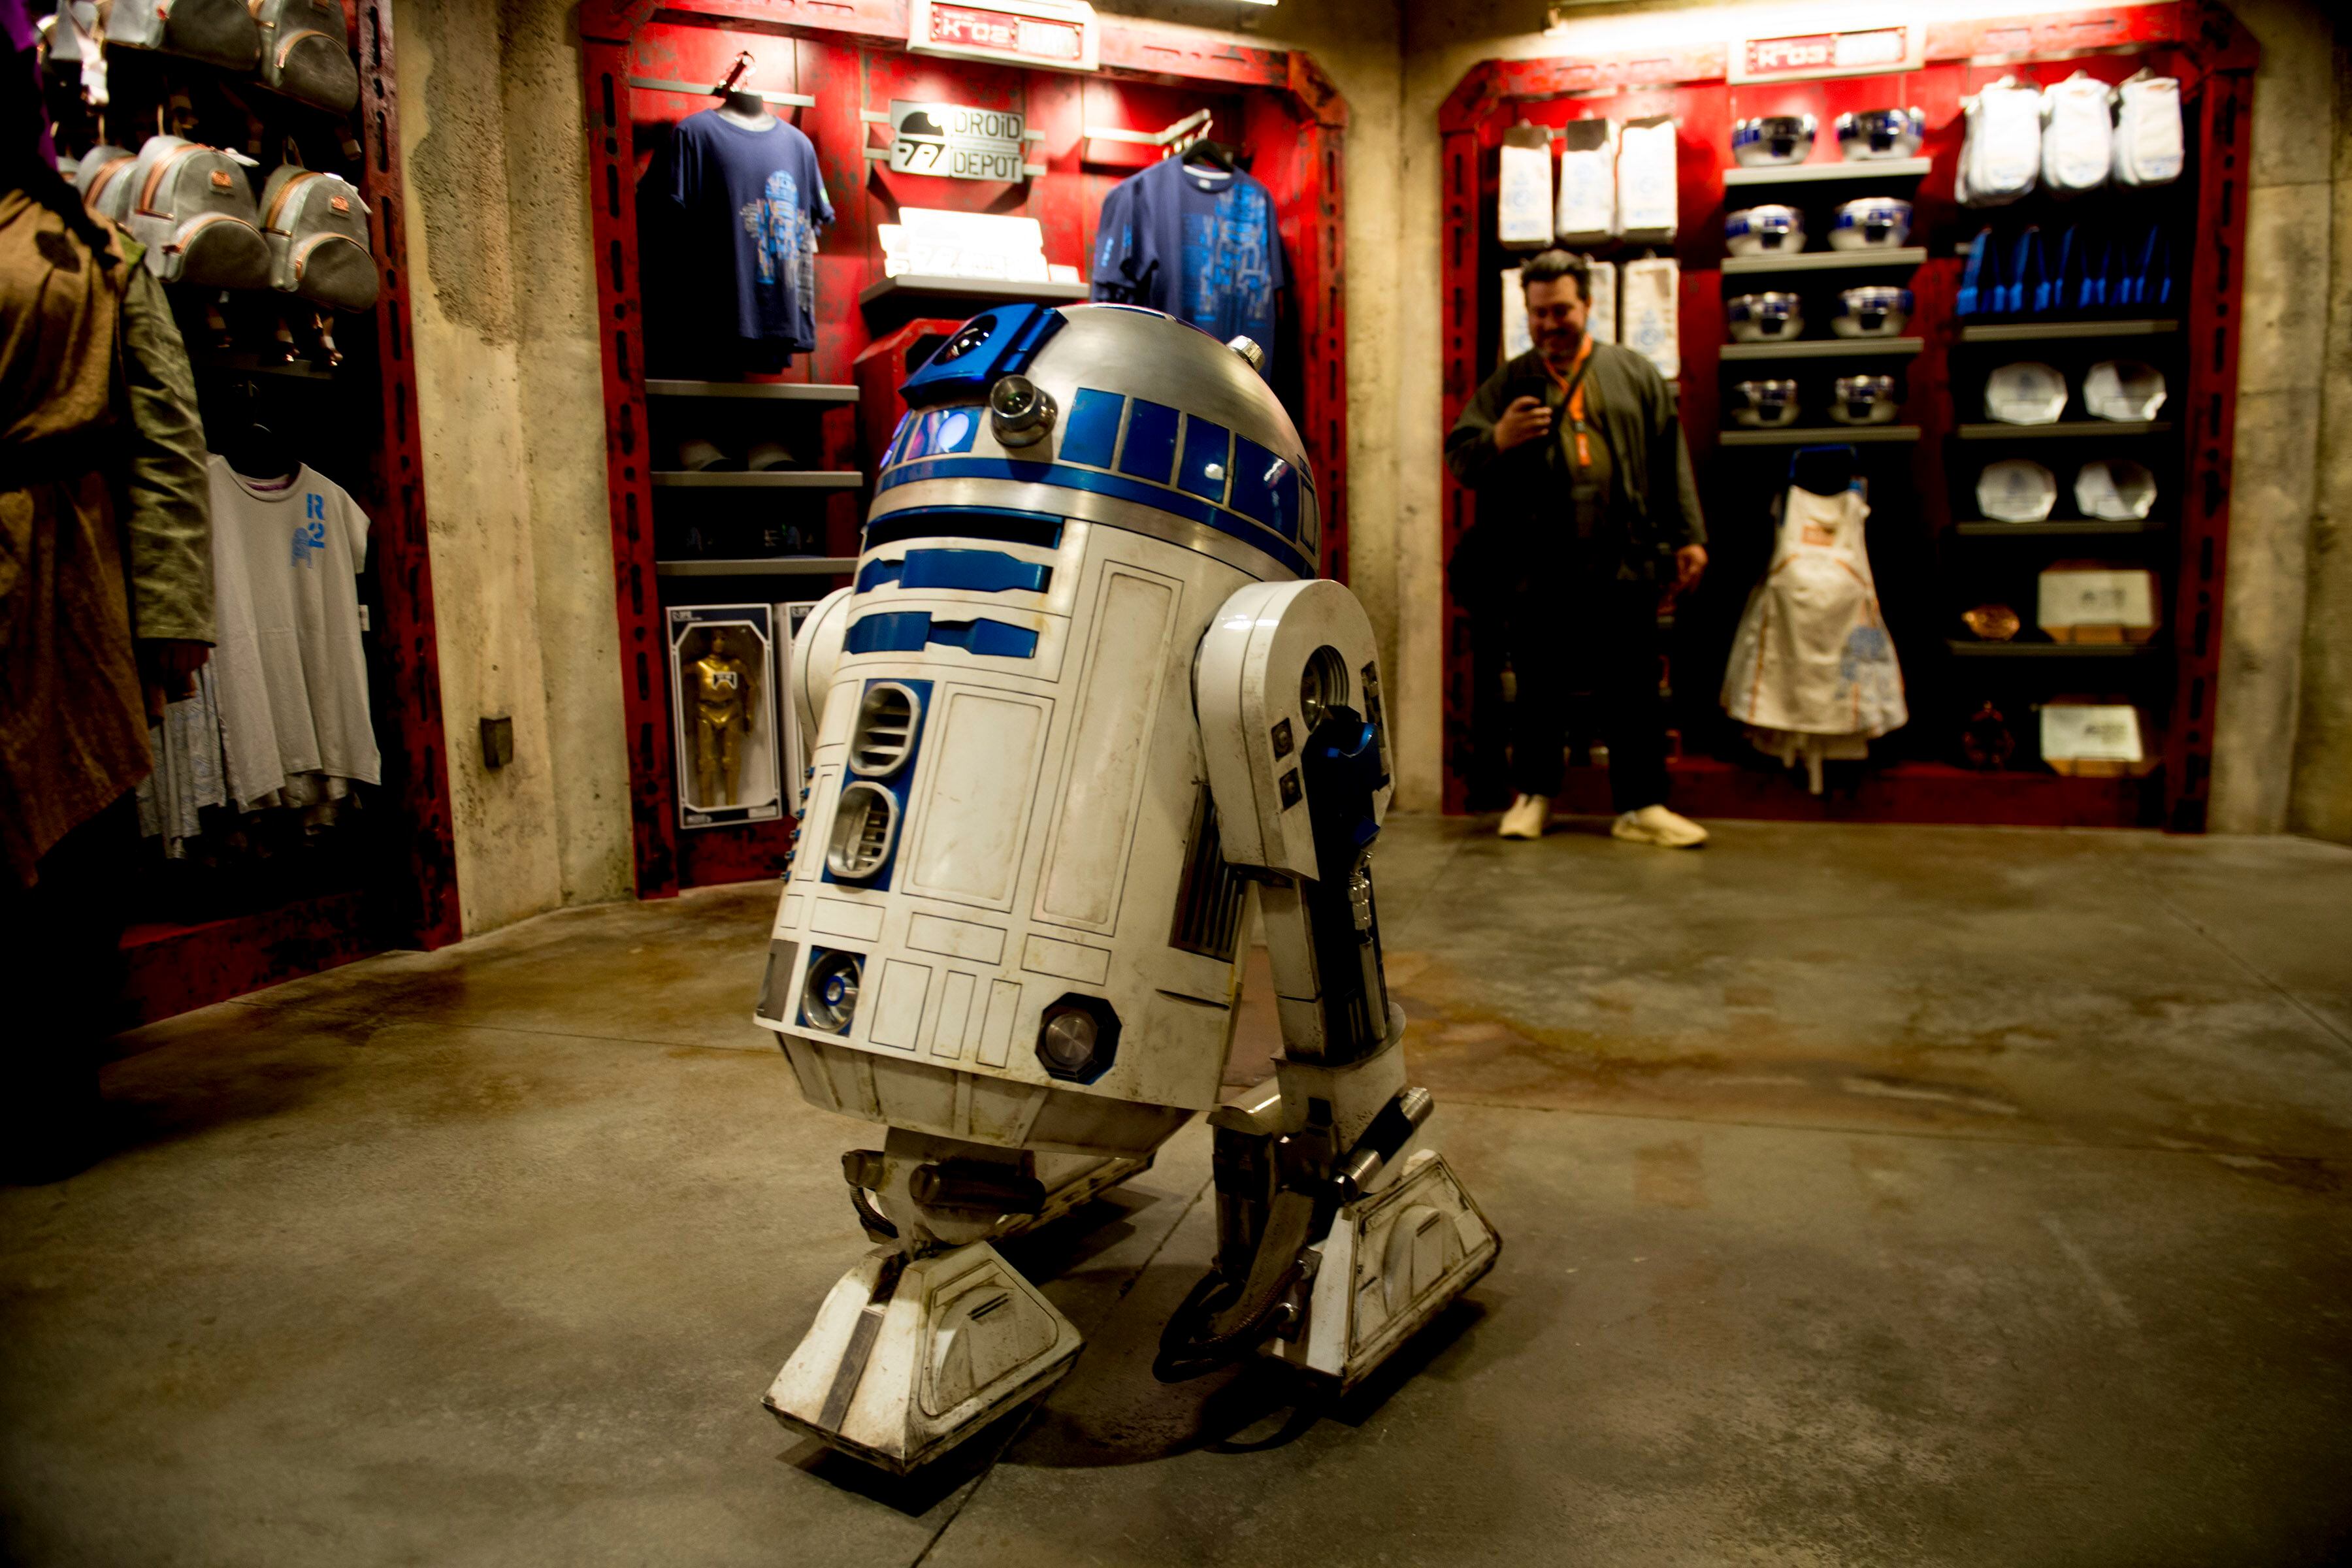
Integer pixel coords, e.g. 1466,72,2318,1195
2038,568,2156,629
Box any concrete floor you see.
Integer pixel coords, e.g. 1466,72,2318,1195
5,817,2352,1566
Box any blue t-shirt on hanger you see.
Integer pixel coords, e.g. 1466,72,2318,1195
657,109,834,351
1090,154,1287,374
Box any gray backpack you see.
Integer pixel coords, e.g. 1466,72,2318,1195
101,0,258,70
125,136,271,288
259,166,378,310
76,143,141,222
251,0,359,114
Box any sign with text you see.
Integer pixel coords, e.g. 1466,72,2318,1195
910,0,1098,74
1730,25,1919,82
889,101,1027,182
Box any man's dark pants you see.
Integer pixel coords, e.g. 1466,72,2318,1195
1501,576,1670,813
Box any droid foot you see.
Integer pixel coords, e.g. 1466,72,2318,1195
764,1241,1081,1474
1274,1149,1499,1392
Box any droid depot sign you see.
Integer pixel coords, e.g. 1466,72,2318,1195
889,101,1028,182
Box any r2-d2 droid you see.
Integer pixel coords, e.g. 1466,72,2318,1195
753,303,1499,1472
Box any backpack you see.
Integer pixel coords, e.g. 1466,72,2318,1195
1958,79,2040,207
77,143,141,222
125,137,271,288
2112,73,2184,188
2040,73,2114,196
259,165,378,310
102,0,258,69
250,0,360,114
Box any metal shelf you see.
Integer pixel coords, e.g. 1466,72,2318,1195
858,274,1090,308
1954,519,2166,537
1720,336,1923,361
644,379,858,402
1720,425,1921,446
655,558,858,578
1959,319,2180,343
649,470,865,489
1955,420,2172,440
193,351,335,382
1946,638,2163,658
1722,247,1927,276
1722,157,1932,187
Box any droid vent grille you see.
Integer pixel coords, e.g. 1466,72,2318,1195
1169,785,1247,962
851,683,919,777
826,782,898,880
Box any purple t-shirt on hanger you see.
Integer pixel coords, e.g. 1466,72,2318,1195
1090,155,1287,374
657,109,834,350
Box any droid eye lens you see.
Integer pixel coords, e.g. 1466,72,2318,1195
938,321,992,362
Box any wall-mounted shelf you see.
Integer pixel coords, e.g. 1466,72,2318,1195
1959,319,2181,343
1720,425,1920,446
193,351,335,382
858,275,1090,308
654,557,858,577
1723,247,1927,276
1720,336,1923,361
650,470,865,489
1946,638,2163,658
1955,420,2172,440
1722,157,1933,187
644,380,859,402
1954,519,2166,536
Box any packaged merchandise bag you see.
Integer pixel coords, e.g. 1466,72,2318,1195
1955,227,2003,317
2040,73,2113,195
1958,78,2041,206
1497,122,1554,249
1499,266,1532,361
125,136,270,288
251,0,360,114
102,0,258,69
1586,257,1618,346
2112,73,2184,187
259,165,377,310
1620,254,1678,380
76,142,140,221
1554,119,1616,243
1617,116,1678,239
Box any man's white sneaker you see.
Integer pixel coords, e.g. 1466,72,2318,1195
1610,804,1708,848
1498,793,1550,840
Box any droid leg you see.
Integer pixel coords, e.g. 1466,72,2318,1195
762,1130,1149,1473
1164,581,1501,1389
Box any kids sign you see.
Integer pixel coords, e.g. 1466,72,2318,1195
1730,25,1920,82
889,101,1028,182
909,0,1100,74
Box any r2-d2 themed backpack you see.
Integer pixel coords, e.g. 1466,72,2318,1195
251,0,361,114
125,137,271,288
101,0,259,69
259,166,378,310
76,143,141,222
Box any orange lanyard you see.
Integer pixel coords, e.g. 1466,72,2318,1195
1544,335,1597,468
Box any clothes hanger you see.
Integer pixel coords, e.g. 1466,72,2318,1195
225,381,298,483
1180,139,1239,174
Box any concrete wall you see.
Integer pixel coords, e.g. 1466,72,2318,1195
394,0,629,934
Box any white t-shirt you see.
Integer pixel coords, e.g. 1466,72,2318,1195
206,457,380,808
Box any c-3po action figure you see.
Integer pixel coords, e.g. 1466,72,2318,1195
751,302,1499,1472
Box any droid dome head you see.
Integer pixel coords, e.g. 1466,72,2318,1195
873,302,1319,581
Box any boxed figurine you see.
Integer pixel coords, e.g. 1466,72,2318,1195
668,603,781,830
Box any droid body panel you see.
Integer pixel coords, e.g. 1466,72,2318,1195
755,304,1496,1473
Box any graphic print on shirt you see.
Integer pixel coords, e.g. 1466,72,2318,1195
742,169,809,286
291,493,329,568
1181,183,1278,344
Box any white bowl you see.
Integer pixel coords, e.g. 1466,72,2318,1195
1726,204,1805,257
1978,459,2059,522
1827,197,1912,251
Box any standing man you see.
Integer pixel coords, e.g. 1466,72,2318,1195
1445,250,1710,847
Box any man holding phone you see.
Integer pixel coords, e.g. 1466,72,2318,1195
1444,249,1710,847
